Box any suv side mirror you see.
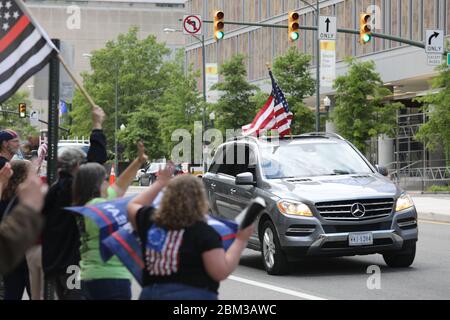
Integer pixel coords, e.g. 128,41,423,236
236,172,256,186
376,165,388,177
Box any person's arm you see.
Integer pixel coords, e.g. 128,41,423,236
111,142,148,198
87,106,107,164
0,174,46,275
0,163,13,198
201,224,255,282
127,161,175,230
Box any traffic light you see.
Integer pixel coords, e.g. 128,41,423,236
288,11,300,42
359,13,372,44
19,103,26,118
214,10,224,41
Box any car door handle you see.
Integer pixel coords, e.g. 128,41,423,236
230,188,237,194
211,183,216,188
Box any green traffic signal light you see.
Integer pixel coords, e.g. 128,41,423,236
290,32,299,41
362,33,371,43
215,31,224,40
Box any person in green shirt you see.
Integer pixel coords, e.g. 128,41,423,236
72,142,147,300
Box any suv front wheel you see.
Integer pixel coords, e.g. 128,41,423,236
382,242,416,268
260,220,289,275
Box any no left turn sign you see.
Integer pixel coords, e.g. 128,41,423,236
183,15,202,35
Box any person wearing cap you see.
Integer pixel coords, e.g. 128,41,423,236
41,106,107,300
0,129,20,169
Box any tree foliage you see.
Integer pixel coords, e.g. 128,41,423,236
332,57,403,154
415,61,450,159
70,27,170,160
211,54,259,132
272,47,315,134
0,91,39,138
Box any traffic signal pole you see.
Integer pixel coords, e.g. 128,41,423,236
202,14,445,132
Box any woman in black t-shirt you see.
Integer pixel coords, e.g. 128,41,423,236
127,162,254,300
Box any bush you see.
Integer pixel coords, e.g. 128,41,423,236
427,185,450,192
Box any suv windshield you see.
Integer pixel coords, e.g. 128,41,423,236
259,140,373,179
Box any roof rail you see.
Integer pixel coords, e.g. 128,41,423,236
298,132,345,140
225,132,345,142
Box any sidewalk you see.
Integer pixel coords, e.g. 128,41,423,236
410,194,450,223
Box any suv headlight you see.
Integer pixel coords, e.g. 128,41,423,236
395,194,414,212
277,200,313,217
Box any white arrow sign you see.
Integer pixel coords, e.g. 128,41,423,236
319,16,337,41
425,30,444,53
30,110,39,126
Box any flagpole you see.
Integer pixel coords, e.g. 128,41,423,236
57,55,97,110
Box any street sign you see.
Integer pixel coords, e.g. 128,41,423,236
319,16,337,40
183,15,202,35
320,40,336,88
205,63,220,103
425,30,444,53
427,54,442,66
447,53,450,67
30,110,39,126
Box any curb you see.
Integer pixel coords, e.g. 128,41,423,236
418,212,450,224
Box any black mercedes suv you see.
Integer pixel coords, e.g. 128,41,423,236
203,133,418,275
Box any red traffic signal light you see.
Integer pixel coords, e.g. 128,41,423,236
19,103,26,118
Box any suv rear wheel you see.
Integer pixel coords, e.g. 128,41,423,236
260,220,289,275
382,242,416,268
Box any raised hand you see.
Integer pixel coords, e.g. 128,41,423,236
137,141,148,164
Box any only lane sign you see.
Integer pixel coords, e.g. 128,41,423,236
425,30,444,53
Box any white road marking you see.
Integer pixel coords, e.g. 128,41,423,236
419,219,450,227
228,275,328,300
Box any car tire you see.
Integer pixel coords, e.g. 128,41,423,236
260,220,289,275
383,242,416,268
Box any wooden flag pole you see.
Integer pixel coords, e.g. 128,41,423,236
57,54,97,110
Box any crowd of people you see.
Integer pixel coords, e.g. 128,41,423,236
0,106,254,300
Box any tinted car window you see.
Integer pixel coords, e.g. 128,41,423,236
260,140,373,179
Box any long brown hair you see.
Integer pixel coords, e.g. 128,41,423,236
2,160,31,201
153,174,209,230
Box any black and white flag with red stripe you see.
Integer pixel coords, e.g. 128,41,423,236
0,0,58,103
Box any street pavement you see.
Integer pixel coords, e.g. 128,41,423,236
128,186,450,300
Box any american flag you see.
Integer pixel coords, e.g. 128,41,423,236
0,0,57,103
242,71,293,137
146,228,184,276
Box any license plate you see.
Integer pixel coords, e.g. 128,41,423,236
349,232,373,246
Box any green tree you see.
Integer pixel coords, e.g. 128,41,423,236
70,27,170,159
211,54,259,132
272,47,315,134
332,57,403,154
415,61,450,159
157,51,203,158
0,91,39,138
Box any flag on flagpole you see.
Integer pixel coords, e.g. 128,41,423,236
0,0,58,103
242,71,293,137
59,99,67,117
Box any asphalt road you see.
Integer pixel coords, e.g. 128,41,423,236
130,217,450,300
128,186,450,300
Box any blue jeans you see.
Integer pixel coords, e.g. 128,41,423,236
140,282,218,300
81,279,131,300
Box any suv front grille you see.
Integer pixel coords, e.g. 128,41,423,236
315,198,394,221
